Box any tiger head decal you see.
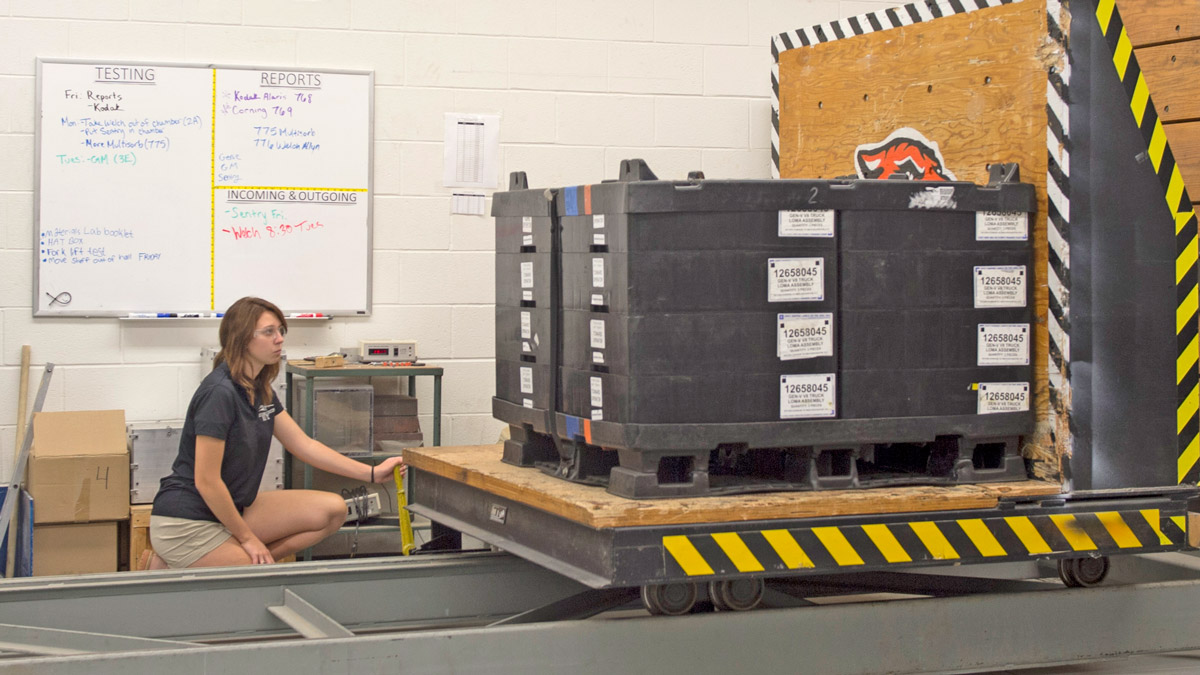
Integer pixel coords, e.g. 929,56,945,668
854,127,956,182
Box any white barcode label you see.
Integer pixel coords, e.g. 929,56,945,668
590,376,603,407
520,311,531,339
520,261,534,288
522,216,533,233
520,367,533,394
590,293,605,307
591,408,603,421
780,373,836,419
976,211,1029,241
977,382,1030,414
523,398,534,408
592,258,605,287
592,350,605,364
778,313,834,360
977,324,1030,366
593,214,605,229
590,319,606,349
522,234,533,246
522,341,531,353
768,258,825,302
974,266,1027,308
778,210,835,237
593,233,606,246
522,290,533,301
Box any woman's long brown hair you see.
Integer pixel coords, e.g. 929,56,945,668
212,297,288,406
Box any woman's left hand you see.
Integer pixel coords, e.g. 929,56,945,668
372,455,406,482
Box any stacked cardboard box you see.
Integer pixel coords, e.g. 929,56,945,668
373,394,422,450
28,410,129,576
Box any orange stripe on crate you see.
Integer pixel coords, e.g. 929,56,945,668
583,419,592,444
584,184,592,215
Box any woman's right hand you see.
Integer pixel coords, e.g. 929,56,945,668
240,536,275,565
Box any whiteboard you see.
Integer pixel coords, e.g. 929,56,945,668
34,60,373,317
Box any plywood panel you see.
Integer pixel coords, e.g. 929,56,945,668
1135,39,1200,122
1119,0,1200,47
406,445,1061,529
777,0,1056,474
1166,121,1200,191
777,2,1048,185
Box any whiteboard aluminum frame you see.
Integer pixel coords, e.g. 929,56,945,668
33,58,375,318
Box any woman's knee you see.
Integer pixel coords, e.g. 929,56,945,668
320,492,348,530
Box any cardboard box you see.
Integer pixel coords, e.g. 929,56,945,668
28,410,130,524
33,522,117,576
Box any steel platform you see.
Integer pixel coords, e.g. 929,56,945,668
404,446,1195,589
3,551,1200,673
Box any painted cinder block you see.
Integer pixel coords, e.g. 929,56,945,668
653,0,749,46
509,39,607,93
243,0,351,30
405,34,508,89
557,94,655,147
609,43,703,96
655,97,748,149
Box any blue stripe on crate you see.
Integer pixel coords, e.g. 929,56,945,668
564,186,579,216
564,415,585,440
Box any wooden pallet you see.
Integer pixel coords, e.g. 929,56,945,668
404,444,1062,530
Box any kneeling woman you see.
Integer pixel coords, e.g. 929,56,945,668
146,297,403,569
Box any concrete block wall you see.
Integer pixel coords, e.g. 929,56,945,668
0,0,898,481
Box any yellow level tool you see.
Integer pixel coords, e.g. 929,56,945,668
395,466,415,555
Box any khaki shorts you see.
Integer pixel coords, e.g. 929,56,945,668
149,515,235,568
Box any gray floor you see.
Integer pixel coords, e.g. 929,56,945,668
982,652,1200,674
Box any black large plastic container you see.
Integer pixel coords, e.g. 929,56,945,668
492,174,557,442
494,161,1038,497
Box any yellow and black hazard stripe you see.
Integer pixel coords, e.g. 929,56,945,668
1095,1,1200,484
663,509,1185,577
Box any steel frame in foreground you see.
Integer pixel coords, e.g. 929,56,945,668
0,552,1196,672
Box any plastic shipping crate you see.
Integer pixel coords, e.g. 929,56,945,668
494,160,1037,497
129,424,284,504
291,380,373,457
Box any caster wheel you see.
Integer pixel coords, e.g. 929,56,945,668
642,582,698,615
708,578,764,611
1058,556,1109,587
